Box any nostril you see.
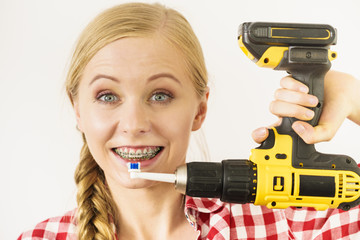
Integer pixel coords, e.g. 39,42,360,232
119,106,151,135
120,121,151,135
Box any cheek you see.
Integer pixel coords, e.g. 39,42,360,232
84,110,115,134
79,104,117,158
155,105,196,149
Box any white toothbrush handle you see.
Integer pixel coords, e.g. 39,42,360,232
130,172,176,183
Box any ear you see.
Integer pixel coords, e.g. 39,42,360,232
192,87,210,131
73,100,83,132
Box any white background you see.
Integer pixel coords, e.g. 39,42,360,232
1,0,360,238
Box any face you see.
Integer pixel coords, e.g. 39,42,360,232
74,35,208,189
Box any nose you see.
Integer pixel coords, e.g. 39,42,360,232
119,101,151,136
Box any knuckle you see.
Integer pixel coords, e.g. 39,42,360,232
292,106,304,119
298,107,312,120
274,89,282,99
306,132,317,144
323,132,334,142
301,131,316,144
322,125,335,142
285,77,296,89
294,93,304,104
280,75,292,86
269,101,277,113
304,138,315,144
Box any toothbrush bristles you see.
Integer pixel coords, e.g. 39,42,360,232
127,162,141,172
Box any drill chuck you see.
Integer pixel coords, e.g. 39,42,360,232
175,160,257,203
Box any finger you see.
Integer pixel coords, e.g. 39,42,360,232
292,121,316,144
252,127,268,144
270,100,315,121
280,76,309,93
292,121,335,144
275,88,318,107
270,118,282,128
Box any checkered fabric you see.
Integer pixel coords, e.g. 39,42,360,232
185,197,360,239
18,209,77,240
18,196,360,239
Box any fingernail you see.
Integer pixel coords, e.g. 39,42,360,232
309,97,318,106
299,86,308,93
293,123,305,134
305,110,314,119
255,127,267,138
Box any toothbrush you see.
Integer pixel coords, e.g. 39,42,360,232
127,162,187,193
130,172,177,183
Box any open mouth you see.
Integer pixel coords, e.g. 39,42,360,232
113,146,163,161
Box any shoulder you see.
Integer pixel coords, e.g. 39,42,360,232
18,209,77,240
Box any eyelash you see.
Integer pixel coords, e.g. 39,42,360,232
149,90,174,105
95,90,119,104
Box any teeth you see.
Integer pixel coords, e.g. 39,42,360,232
114,147,161,160
129,149,135,158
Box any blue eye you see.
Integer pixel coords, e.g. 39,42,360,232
98,93,118,103
150,91,173,104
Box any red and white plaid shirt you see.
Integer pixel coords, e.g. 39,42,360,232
18,196,360,240
185,197,360,239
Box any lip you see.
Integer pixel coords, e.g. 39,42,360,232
112,146,164,168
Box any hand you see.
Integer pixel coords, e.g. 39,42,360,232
252,71,360,145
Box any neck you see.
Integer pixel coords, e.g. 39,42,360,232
108,180,189,239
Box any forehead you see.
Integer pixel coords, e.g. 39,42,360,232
83,35,188,80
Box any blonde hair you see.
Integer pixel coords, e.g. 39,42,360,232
66,2,208,239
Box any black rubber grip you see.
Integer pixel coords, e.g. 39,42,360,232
185,160,257,203
275,46,330,132
221,160,257,203
186,162,223,198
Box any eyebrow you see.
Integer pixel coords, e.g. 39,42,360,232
89,73,181,86
89,74,120,86
148,73,181,85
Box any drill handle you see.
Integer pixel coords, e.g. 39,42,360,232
275,46,331,135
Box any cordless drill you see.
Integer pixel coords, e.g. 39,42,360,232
130,22,360,211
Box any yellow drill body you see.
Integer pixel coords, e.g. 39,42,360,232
250,127,360,210
237,22,360,211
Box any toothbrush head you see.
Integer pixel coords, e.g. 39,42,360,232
127,162,141,172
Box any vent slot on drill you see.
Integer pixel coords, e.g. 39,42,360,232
339,174,360,199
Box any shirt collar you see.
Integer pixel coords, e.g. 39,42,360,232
185,196,226,213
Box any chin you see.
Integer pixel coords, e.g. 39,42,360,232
110,171,159,190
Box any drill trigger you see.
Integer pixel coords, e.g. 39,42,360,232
257,129,275,150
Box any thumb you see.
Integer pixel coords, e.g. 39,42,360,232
252,118,283,144
252,127,268,144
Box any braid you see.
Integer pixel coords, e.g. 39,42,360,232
75,134,118,239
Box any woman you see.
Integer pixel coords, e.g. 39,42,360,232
18,2,360,240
